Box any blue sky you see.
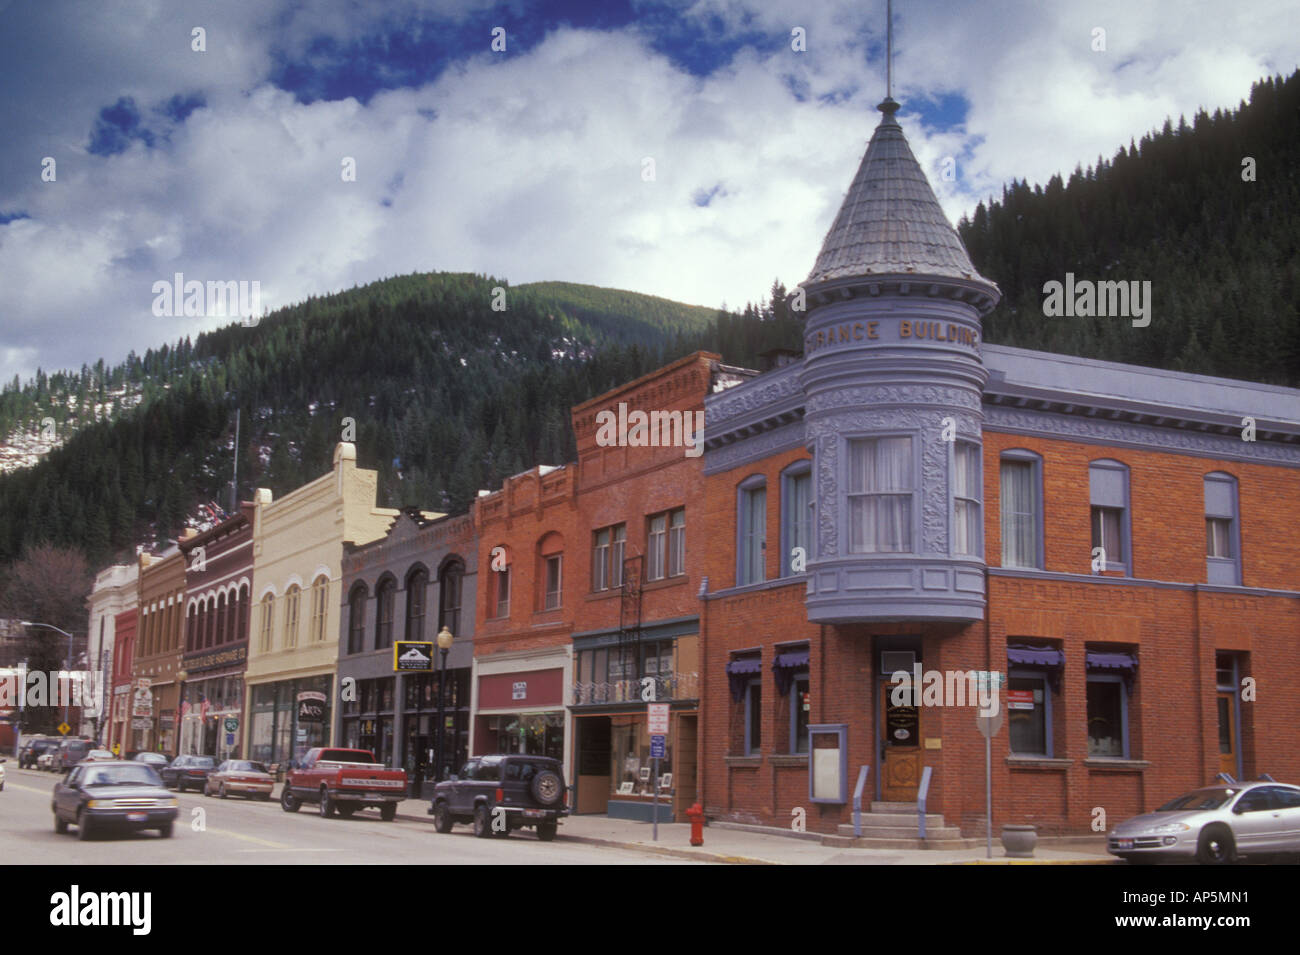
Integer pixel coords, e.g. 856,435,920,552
0,0,1296,384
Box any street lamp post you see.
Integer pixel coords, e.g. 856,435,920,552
434,626,454,787
176,669,189,757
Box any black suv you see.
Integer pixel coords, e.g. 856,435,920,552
430,755,567,841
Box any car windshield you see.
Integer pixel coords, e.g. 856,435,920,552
1156,788,1235,811
185,757,216,768
83,765,163,787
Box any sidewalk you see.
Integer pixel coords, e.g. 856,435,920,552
395,807,1118,865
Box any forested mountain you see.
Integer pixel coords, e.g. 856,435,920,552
1,70,1296,574
960,70,1300,385
0,273,800,568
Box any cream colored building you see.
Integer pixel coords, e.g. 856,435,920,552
83,562,139,742
243,443,403,765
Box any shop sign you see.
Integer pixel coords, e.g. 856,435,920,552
394,641,434,672
132,680,153,717
648,703,669,735
1007,690,1035,711
296,691,326,723
132,717,151,730
511,681,527,701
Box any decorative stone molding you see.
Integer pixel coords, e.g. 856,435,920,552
985,406,1300,467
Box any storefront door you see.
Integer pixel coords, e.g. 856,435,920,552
1217,690,1238,779
880,680,921,801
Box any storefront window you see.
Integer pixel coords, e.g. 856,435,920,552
610,717,671,796
491,712,563,761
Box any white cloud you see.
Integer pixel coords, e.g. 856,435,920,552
0,0,1297,383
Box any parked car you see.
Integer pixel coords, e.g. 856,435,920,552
19,737,57,769
37,750,58,771
205,760,274,800
53,738,92,772
430,754,567,841
133,753,170,771
280,748,407,820
1108,781,1300,864
160,754,216,792
52,760,178,840
83,749,116,763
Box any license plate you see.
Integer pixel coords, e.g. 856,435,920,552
126,813,148,822
1116,838,1133,850
523,809,544,818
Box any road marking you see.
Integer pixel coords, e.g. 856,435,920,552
234,848,345,853
7,783,55,795
202,826,292,848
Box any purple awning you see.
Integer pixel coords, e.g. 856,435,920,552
1086,650,1138,671
726,657,762,675
773,650,810,670
1007,644,1064,668
773,648,810,696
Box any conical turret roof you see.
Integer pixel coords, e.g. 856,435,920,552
805,98,995,293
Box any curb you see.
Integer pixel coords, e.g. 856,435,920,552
394,810,774,863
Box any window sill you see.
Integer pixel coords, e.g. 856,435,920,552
642,575,688,593
724,755,762,768
1006,756,1072,770
1083,758,1149,771
584,590,622,603
769,754,808,767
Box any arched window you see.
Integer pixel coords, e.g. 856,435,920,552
283,584,301,648
375,576,396,650
536,534,563,611
259,594,275,652
237,584,249,644
186,605,197,653
405,566,429,641
1089,459,1130,575
348,584,369,655
309,575,329,642
438,558,465,635
216,591,227,647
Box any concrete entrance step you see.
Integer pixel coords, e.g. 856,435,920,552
834,823,966,840
839,812,945,831
822,834,981,850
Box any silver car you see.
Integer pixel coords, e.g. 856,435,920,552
1108,781,1300,864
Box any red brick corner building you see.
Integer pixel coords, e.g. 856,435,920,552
697,95,1300,841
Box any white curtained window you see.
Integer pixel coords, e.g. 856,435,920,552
847,437,913,553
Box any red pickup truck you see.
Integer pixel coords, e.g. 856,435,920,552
279,748,407,821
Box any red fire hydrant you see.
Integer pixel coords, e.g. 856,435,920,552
686,802,705,846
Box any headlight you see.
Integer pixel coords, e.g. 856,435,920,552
86,799,105,808
1145,822,1191,835
164,798,178,808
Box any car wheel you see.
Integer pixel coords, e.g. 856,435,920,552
319,788,335,818
219,783,228,799
76,811,94,841
472,804,493,838
158,822,173,838
280,785,300,813
380,803,397,822
537,821,558,842
176,781,186,793
433,802,453,833
530,770,563,807
1198,825,1236,865
54,813,68,834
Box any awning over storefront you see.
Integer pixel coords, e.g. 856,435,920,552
726,656,761,702
772,648,810,696
1007,643,1064,691
1086,649,1138,695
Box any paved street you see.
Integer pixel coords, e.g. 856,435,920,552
0,765,708,865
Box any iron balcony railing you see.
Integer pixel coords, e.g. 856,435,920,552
571,672,699,706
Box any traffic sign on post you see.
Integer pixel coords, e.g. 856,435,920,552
650,734,665,759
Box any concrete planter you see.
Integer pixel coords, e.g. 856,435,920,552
1000,823,1038,858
